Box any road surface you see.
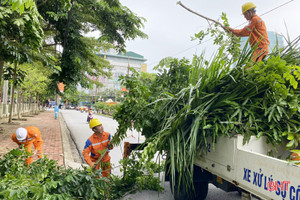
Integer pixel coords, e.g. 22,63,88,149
60,109,243,200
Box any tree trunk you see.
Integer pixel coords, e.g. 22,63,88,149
28,94,31,113
63,0,74,50
22,95,25,114
3,80,8,104
0,60,4,103
8,63,17,123
33,93,37,114
56,93,59,105
29,94,33,114
37,92,40,113
17,89,22,119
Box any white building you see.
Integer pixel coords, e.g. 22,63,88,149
97,49,147,93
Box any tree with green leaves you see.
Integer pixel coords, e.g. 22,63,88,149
3,63,26,122
20,62,51,113
2,0,36,14
61,87,81,106
37,0,147,91
0,2,43,105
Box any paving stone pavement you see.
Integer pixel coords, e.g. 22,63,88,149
0,110,64,166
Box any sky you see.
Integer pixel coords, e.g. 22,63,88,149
119,0,300,73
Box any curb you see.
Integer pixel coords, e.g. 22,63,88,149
59,113,88,169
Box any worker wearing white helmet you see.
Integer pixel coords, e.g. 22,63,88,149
11,126,43,165
228,2,270,63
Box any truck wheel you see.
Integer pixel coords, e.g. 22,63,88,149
171,176,208,200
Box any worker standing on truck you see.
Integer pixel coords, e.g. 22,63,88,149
11,127,43,165
83,118,113,178
228,2,270,63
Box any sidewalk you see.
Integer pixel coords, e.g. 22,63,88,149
0,110,64,166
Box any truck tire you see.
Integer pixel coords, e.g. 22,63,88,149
170,174,208,200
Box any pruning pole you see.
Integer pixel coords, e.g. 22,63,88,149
177,1,230,33
92,134,119,170
92,148,109,170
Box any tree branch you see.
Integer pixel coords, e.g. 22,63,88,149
177,1,230,32
63,0,74,50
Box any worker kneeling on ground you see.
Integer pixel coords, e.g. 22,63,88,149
83,118,113,178
11,126,43,165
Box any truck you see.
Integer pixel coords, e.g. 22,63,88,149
126,135,300,200
168,135,300,200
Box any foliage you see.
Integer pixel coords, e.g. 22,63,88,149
20,62,51,99
113,32,300,194
61,87,81,105
109,151,164,199
38,0,147,90
140,72,157,82
1,0,147,105
0,2,43,63
0,1,44,107
2,0,38,14
191,12,241,60
0,148,164,199
273,36,300,66
100,88,122,102
3,65,27,86
93,102,121,115
153,57,177,71
94,101,109,113
109,103,121,115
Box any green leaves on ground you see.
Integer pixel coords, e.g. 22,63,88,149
110,152,164,199
0,148,164,200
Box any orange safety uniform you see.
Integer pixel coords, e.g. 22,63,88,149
230,14,270,62
11,126,43,165
83,131,112,177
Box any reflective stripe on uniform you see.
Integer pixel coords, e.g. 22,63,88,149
27,137,35,141
92,139,109,146
246,26,251,31
257,19,262,23
254,28,269,46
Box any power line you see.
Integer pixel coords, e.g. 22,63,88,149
235,0,295,28
148,0,295,68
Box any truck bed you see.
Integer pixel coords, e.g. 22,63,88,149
195,135,300,200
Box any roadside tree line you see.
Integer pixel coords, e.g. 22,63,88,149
0,0,147,122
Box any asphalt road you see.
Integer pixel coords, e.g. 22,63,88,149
60,109,243,200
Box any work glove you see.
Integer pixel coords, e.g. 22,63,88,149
90,162,96,168
108,143,113,150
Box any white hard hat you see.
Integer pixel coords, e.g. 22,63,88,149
16,128,27,141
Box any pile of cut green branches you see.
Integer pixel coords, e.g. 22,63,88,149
0,149,163,199
114,34,300,193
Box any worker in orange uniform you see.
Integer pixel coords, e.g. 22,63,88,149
87,109,93,123
11,127,43,165
228,2,270,63
83,118,113,178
